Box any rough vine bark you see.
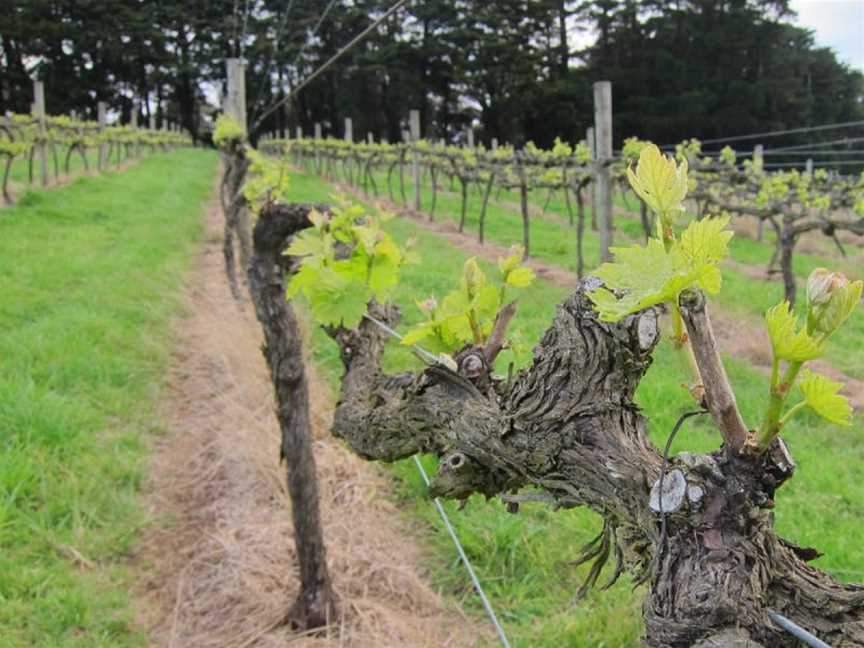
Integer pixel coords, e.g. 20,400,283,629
259,201,864,647
248,203,338,630
219,142,252,300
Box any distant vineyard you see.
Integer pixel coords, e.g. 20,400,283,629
261,134,864,304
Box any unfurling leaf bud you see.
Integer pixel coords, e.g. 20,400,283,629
417,296,438,313
462,258,485,300
626,144,689,226
807,268,844,306
806,268,863,337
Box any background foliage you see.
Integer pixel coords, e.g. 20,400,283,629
2,1,861,147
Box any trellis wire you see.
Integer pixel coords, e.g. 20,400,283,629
768,610,833,648
666,119,864,147
361,313,512,647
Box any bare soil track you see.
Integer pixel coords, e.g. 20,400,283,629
133,181,482,647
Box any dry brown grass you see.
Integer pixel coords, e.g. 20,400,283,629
133,184,483,648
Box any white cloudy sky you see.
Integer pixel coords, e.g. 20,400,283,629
789,0,864,70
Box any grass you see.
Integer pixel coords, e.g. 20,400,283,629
0,148,218,647
287,166,864,647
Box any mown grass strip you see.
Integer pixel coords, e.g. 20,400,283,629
0,149,218,647
288,167,864,648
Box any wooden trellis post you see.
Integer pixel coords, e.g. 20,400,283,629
314,122,322,173
97,101,107,171
410,109,421,211
755,144,765,240
33,80,48,186
225,58,247,134
344,117,353,142
593,82,613,262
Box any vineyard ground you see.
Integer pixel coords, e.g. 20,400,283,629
0,149,217,647
134,176,483,647
286,165,864,647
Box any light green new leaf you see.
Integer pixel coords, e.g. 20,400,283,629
498,245,525,275
506,266,535,288
401,320,437,346
286,263,318,300
368,253,400,302
678,215,733,266
588,234,726,322
626,144,689,217
284,230,326,257
798,369,852,426
308,267,370,328
765,301,822,362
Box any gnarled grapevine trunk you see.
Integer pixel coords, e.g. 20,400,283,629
256,202,864,647
248,203,338,630
220,143,252,300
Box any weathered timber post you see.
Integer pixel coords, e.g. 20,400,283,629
149,114,156,131
491,137,498,151
755,144,765,240
314,122,322,174
586,127,596,231
805,158,813,177
33,80,48,186
344,117,353,143
296,125,302,139
97,101,107,171
466,126,474,149
367,132,374,144
222,57,252,299
593,81,613,262
226,58,247,133
410,109,421,211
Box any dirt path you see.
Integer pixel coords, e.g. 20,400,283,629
133,179,483,647
344,184,864,410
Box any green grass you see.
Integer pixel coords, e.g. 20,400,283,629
287,166,864,647
0,148,218,647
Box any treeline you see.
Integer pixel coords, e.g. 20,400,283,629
2,0,862,148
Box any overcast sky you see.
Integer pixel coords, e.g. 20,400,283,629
789,0,864,71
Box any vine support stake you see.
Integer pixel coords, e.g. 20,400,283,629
410,109,421,211
33,80,48,187
754,143,765,240
97,101,107,171
593,81,614,262
586,126,596,230
225,58,247,133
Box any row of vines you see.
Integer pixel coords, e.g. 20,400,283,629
261,135,864,305
0,113,192,203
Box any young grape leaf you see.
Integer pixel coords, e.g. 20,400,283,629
627,144,689,217
588,217,730,323
765,301,822,362
307,266,371,328
678,215,733,266
506,266,535,288
798,369,852,426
